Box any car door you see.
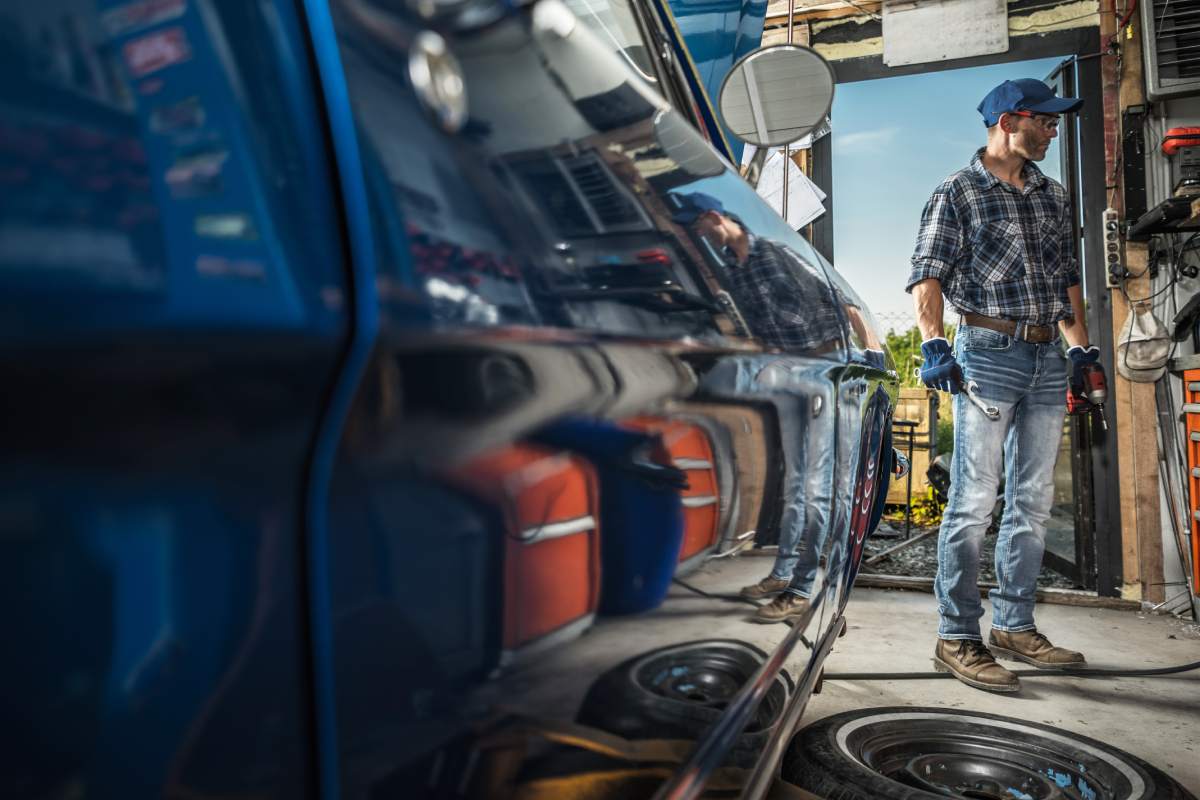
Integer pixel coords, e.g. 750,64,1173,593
0,2,351,797
305,0,897,796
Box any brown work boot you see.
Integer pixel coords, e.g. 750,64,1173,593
989,629,1086,669
739,575,791,599
933,638,1020,693
752,592,811,624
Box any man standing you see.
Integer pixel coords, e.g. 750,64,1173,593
907,79,1106,692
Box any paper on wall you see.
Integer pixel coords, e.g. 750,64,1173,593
743,147,828,229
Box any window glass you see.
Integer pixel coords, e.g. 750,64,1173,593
332,0,859,356
332,0,732,341
0,0,344,335
664,171,851,358
564,0,659,86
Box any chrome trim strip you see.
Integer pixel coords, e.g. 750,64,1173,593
741,612,844,799
518,515,596,544
652,569,826,800
681,495,718,509
674,457,713,470
675,546,715,576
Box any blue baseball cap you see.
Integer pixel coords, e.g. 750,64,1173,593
977,79,1082,127
668,192,727,225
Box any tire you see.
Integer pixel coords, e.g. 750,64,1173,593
782,707,1195,800
576,639,792,767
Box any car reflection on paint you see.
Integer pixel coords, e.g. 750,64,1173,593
0,0,896,799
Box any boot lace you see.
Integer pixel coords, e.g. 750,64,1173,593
1027,631,1054,652
771,592,805,610
958,640,996,667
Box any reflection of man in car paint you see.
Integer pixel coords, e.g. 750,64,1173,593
673,191,845,623
670,192,846,356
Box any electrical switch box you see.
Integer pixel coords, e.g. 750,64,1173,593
1104,207,1124,288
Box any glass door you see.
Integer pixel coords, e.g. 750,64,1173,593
1044,58,1097,589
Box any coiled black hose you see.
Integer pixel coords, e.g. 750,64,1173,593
826,659,1200,681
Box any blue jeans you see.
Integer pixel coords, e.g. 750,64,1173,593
758,372,835,601
935,324,1067,641
708,355,835,599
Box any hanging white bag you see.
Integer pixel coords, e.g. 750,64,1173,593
1116,303,1171,382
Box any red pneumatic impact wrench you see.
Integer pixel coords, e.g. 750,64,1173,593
1067,362,1109,431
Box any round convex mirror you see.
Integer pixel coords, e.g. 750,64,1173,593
717,44,835,148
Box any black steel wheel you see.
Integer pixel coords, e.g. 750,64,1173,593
576,639,791,766
782,707,1195,800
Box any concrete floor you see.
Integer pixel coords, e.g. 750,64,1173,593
478,553,1200,794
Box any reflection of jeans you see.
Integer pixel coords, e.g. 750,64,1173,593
700,355,835,599
935,326,1067,640
729,359,833,600
772,417,834,599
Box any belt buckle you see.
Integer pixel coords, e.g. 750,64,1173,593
1014,321,1029,342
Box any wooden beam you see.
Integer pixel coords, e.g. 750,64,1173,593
1111,10,1165,604
1113,251,1142,596
765,0,877,16
766,5,877,25
762,21,811,47
791,148,809,176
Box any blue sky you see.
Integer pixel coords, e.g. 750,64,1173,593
830,57,1067,327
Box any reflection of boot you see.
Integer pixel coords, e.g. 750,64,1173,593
989,629,1086,668
738,576,790,599
751,592,810,624
932,639,1019,693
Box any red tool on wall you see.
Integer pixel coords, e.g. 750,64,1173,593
1067,362,1109,431
1183,369,1200,601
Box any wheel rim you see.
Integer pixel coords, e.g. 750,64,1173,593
631,642,789,733
890,751,1074,800
839,715,1140,800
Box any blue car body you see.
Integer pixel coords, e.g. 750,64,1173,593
0,1,895,798
664,0,769,161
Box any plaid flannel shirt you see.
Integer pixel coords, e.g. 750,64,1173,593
725,233,847,353
906,149,1080,326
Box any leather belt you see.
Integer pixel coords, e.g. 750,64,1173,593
962,313,1057,343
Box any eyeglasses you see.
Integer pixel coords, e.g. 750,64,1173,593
1009,110,1060,131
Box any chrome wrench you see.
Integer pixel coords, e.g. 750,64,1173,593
963,380,1001,420
913,368,1000,420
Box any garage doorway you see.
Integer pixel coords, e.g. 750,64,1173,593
826,56,1107,591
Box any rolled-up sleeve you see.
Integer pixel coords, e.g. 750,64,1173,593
906,188,962,292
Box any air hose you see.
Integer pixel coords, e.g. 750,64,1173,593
825,659,1200,681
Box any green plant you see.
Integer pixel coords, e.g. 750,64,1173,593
936,418,954,455
884,326,923,389
884,487,945,527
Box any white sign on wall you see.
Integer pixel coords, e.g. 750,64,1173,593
742,147,828,229
882,0,1009,68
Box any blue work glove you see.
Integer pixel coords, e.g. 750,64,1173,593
1067,345,1102,397
919,338,964,394
861,348,887,370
